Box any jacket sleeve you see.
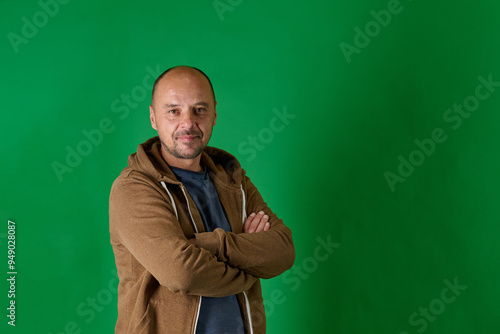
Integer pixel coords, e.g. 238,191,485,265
195,171,295,279
109,173,258,297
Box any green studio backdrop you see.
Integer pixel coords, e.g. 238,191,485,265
1,0,500,333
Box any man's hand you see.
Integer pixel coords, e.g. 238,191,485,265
188,211,270,246
244,211,270,233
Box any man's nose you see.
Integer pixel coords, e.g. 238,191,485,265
179,111,196,128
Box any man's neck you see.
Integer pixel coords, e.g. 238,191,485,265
161,149,203,172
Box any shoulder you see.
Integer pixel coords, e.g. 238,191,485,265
110,168,164,200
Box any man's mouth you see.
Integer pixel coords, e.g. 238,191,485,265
177,135,200,142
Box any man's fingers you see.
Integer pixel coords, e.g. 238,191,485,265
254,214,269,233
244,212,257,233
247,211,264,233
244,211,269,233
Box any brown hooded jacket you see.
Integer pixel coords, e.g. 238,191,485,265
109,137,295,334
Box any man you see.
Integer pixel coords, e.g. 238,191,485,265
109,66,295,334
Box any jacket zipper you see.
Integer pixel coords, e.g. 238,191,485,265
243,291,254,334
192,296,202,334
179,184,202,334
240,186,254,334
240,185,247,225
180,185,199,234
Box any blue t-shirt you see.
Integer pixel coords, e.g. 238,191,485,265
171,166,245,334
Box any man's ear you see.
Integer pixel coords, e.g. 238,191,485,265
149,105,157,130
213,101,217,126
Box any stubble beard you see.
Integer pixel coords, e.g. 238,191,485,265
162,140,205,159
160,129,210,159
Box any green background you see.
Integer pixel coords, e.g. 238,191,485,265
1,0,499,333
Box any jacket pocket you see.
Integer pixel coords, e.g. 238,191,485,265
130,302,152,334
132,299,198,334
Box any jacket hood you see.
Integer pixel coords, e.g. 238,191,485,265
126,136,244,186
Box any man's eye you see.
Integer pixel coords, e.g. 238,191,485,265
195,108,206,113
168,110,178,114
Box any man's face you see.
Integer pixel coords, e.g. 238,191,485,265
149,69,217,165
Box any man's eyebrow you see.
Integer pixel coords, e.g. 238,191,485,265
163,104,180,108
162,102,210,108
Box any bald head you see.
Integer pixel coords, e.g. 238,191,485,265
151,66,215,106
148,65,218,171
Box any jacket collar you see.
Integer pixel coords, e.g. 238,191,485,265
128,136,243,187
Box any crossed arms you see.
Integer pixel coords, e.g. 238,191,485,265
109,172,295,297
188,210,271,247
